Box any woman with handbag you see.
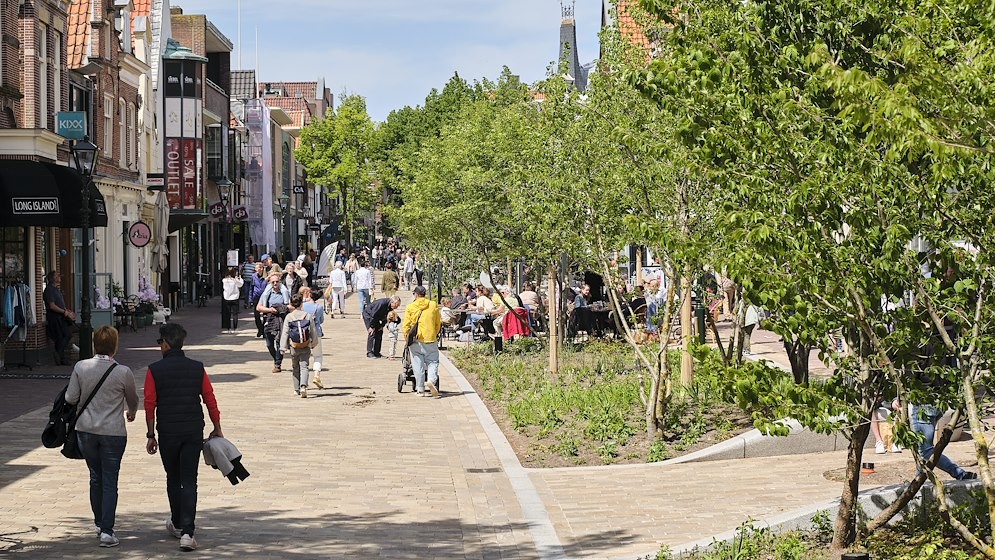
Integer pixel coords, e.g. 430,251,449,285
65,326,139,548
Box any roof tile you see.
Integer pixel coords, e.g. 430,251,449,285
68,0,91,69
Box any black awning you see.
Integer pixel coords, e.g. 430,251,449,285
0,160,108,228
168,210,209,233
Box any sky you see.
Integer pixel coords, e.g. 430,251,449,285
183,0,604,122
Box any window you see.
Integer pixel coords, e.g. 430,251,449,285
53,31,62,116
0,227,28,286
206,125,222,178
103,95,113,154
118,98,126,167
39,25,48,128
128,103,136,167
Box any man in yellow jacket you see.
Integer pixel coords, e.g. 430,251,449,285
402,286,443,398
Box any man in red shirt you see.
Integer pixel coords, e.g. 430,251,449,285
144,323,222,552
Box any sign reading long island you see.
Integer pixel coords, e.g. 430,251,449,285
12,197,60,214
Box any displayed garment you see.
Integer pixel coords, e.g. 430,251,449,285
4,282,35,341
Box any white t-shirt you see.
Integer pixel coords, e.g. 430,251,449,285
476,296,495,314
354,267,374,291
403,257,415,274
222,276,244,301
330,269,347,289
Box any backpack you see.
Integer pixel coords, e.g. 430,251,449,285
287,314,312,348
41,385,75,449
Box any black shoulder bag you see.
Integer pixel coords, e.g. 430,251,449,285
406,311,423,347
62,363,117,460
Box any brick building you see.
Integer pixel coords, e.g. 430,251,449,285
0,0,108,365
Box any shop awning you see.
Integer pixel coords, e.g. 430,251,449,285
168,210,209,233
0,160,108,228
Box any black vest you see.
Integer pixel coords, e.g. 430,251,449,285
149,349,205,436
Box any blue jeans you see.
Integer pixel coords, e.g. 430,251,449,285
358,289,371,314
264,332,283,366
410,341,440,393
77,431,127,535
911,404,966,479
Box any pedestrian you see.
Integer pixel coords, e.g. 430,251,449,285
221,267,243,334
327,262,347,317
345,253,359,292
385,309,402,359
240,255,256,308
362,295,401,358
249,263,268,338
353,258,375,314
300,287,325,389
280,293,319,398
282,261,307,297
402,252,415,290
43,270,78,365
381,261,399,299
402,286,443,398
260,253,281,277
66,326,138,548
742,304,759,356
256,272,291,373
144,323,223,552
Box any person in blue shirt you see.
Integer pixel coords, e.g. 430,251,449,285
255,272,291,373
248,263,269,338
300,287,325,389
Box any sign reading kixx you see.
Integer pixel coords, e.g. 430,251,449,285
56,112,87,140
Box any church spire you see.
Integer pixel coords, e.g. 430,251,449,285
558,1,587,90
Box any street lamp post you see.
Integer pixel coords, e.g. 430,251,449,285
70,136,99,360
278,192,290,256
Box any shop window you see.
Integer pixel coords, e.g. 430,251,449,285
0,227,28,286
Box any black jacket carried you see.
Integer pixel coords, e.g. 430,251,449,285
363,297,392,330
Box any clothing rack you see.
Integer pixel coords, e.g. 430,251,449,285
2,278,33,371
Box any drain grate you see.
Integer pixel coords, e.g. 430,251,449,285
466,467,502,473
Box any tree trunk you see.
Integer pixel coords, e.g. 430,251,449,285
831,418,871,551
548,266,560,374
679,273,694,385
635,248,643,288
783,338,811,385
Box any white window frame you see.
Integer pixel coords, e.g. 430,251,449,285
103,95,114,155
127,103,136,167
53,31,62,116
118,98,126,167
38,25,48,128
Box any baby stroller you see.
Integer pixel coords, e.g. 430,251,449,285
396,345,441,393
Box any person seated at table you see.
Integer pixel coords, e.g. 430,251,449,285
450,287,469,312
628,286,648,327
574,284,592,309
517,282,544,331
469,286,496,332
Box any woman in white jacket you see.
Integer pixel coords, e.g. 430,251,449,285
222,267,244,334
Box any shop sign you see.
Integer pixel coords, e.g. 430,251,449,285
56,112,87,140
128,221,152,248
209,201,226,218
232,206,248,221
12,197,59,214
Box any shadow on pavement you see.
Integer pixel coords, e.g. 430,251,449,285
0,506,633,559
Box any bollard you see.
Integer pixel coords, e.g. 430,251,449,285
841,553,870,560
695,302,706,345
860,462,875,474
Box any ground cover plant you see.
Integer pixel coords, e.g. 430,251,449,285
449,339,751,468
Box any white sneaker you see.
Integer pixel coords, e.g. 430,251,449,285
875,441,886,454
166,519,182,539
890,444,902,453
179,534,197,551
99,532,119,548
427,381,440,399
300,386,308,399
95,525,101,537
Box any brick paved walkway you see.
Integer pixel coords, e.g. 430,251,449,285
0,288,980,559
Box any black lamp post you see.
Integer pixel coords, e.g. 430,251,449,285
216,176,233,270
278,192,290,254
70,136,99,360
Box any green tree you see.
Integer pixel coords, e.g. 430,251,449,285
296,94,376,249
